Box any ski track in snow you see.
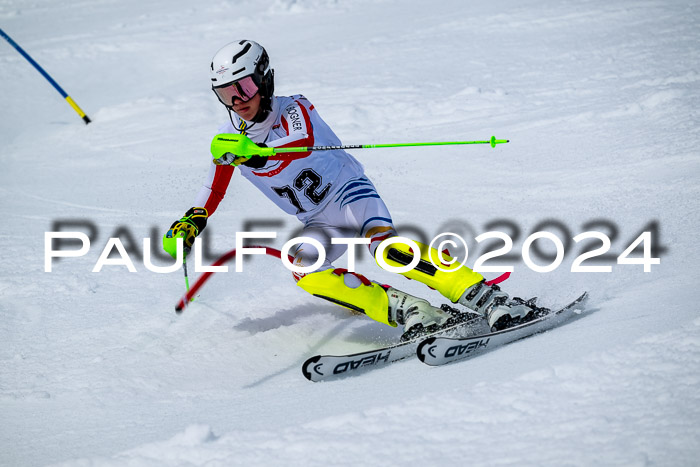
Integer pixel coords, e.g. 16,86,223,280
50,318,700,467
1,0,699,465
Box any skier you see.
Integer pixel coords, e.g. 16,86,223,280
163,40,536,339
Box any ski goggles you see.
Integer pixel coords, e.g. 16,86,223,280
212,76,259,106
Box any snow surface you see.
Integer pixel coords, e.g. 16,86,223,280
1,0,699,465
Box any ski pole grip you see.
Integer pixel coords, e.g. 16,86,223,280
211,133,275,160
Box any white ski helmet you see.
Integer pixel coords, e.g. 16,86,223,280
210,40,274,120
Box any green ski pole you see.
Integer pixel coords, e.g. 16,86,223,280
210,134,509,164
182,256,193,303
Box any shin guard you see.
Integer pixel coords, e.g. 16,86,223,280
296,269,394,327
375,238,484,303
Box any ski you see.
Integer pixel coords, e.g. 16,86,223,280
416,292,589,366
302,311,486,382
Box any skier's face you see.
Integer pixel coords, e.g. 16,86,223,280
232,92,261,121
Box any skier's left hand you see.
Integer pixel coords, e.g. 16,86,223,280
162,207,208,258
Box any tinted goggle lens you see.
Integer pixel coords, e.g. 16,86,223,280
213,76,259,106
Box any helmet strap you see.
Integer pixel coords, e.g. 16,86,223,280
252,104,270,123
254,69,274,123
227,109,258,134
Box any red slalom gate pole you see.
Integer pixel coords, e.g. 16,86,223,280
175,246,291,313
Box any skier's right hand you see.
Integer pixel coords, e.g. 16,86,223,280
162,207,208,258
214,142,269,167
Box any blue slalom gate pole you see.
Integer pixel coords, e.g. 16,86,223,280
0,28,91,124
